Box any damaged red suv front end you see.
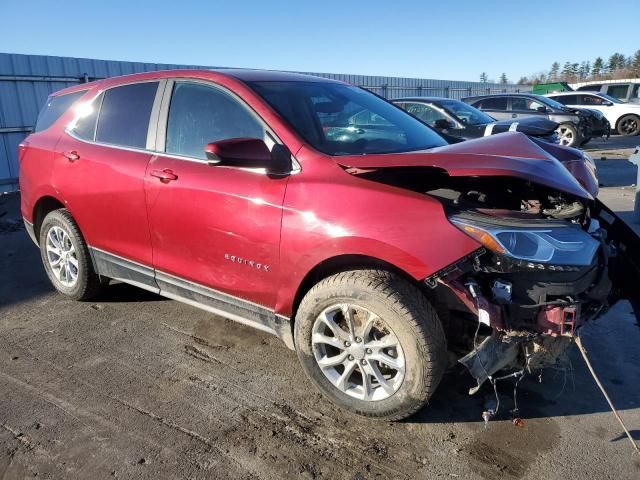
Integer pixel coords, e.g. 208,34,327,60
340,131,640,393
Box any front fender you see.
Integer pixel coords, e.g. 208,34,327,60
274,170,481,316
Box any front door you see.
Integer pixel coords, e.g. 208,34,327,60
509,96,547,119
144,80,289,316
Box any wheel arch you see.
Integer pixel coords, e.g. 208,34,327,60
32,195,66,245
288,254,431,332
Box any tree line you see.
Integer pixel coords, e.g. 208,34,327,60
479,49,640,85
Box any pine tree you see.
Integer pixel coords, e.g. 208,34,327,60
578,61,588,79
499,73,508,84
549,62,560,81
592,57,604,78
561,62,573,80
480,72,488,83
607,53,625,72
631,50,640,77
517,76,529,85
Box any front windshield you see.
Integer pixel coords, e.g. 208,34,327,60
437,99,495,125
248,81,448,155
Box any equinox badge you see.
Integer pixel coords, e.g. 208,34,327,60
224,253,270,272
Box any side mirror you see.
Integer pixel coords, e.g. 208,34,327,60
205,138,292,175
434,118,454,130
603,101,613,106
537,106,548,113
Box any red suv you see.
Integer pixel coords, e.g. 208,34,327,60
19,70,640,420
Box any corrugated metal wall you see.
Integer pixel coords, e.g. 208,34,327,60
0,52,528,192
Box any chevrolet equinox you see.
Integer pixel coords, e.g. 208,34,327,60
19,70,640,420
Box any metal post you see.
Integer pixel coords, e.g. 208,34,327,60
629,147,640,223
445,86,450,98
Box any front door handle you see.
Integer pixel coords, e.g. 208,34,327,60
63,150,80,162
150,168,178,183
512,113,517,118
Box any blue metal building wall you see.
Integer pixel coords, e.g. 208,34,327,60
0,52,528,192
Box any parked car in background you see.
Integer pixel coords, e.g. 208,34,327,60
572,80,640,104
392,97,559,143
545,91,640,136
18,69,640,421
463,93,609,147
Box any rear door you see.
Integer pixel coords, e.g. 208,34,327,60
144,79,289,313
53,81,162,286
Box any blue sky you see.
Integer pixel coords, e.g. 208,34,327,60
1,0,638,82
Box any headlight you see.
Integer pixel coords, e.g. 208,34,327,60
450,215,599,266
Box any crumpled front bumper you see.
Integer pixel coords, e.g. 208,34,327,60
426,200,640,390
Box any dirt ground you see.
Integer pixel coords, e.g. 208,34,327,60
1,136,640,479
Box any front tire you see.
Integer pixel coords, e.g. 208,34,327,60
616,114,640,136
39,209,102,301
556,123,582,147
294,270,447,420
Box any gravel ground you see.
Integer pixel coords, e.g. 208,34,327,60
1,136,640,479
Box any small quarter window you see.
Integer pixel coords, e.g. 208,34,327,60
96,82,159,148
70,93,103,141
35,90,87,132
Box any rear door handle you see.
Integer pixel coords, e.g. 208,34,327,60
150,168,178,183
63,150,80,162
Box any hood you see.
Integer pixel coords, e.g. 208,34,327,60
336,132,594,199
489,116,558,136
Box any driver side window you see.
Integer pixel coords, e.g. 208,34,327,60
165,82,265,159
403,103,448,126
580,95,606,106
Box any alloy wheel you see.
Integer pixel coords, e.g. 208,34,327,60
556,126,574,146
619,117,638,135
311,303,405,401
45,225,79,287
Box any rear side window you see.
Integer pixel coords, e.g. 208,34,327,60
553,95,579,105
96,82,159,148
605,84,629,99
577,84,601,91
35,90,87,132
165,82,264,159
477,97,507,110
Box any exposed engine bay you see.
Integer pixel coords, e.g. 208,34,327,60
350,165,640,411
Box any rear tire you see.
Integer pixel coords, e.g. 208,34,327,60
556,123,582,147
616,114,640,136
39,209,102,301
294,269,447,420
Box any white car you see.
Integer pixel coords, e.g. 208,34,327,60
545,91,640,136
